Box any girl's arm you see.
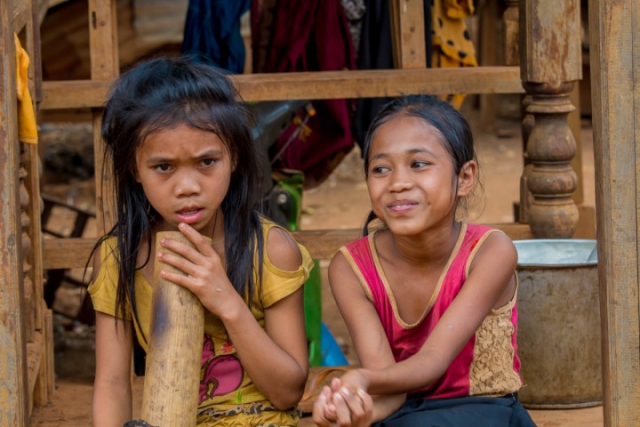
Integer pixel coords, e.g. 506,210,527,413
93,313,134,426
91,244,135,427
319,251,406,424
158,223,308,410
350,232,518,396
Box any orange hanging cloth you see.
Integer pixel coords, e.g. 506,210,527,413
14,33,38,144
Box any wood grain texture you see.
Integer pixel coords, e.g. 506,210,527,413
140,232,204,427
0,2,28,424
89,0,118,234
41,67,525,110
588,0,640,426
520,0,582,82
389,0,426,69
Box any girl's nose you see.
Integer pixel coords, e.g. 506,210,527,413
389,170,413,192
175,173,201,197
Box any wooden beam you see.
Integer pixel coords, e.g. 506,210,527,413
40,67,525,110
0,2,29,424
588,0,640,426
43,224,534,270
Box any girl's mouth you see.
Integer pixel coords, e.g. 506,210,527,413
388,200,418,213
176,208,204,224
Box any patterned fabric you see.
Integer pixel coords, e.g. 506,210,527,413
431,0,478,108
340,223,521,399
341,0,367,58
89,219,314,426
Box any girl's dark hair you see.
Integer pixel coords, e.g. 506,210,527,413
361,95,478,235
95,57,264,334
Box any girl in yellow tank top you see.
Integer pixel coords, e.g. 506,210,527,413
88,57,313,427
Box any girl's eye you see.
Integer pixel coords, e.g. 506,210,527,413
371,166,390,174
412,161,429,168
201,158,217,167
154,164,172,173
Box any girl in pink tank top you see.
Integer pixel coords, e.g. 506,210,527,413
312,95,536,427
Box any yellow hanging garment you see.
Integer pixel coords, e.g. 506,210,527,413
14,33,38,144
432,0,477,109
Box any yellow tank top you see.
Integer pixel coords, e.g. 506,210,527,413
89,219,314,426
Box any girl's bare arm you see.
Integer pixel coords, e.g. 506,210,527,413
354,232,518,395
93,311,134,427
325,252,405,423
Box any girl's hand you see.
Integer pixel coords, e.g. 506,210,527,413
156,222,241,319
312,377,373,427
338,369,370,393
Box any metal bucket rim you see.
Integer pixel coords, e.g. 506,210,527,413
513,239,597,267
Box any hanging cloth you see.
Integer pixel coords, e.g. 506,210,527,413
251,0,356,188
352,0,432,149
352,0,477,149
14,34,38,145
182,0,251,74
431,0,478,109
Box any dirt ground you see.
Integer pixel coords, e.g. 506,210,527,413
31,104,599,426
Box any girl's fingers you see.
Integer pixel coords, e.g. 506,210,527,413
312,389,337,427
357,388,373,414
332,392,353,426
178,223,217,256
336,387,373,427
158,270,193,291
156,250,197,277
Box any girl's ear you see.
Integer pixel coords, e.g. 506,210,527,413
457,160,477,197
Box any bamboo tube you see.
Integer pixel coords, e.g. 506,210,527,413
140,231,205,427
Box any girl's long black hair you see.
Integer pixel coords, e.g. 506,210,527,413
95,57,264,335
361,95,478,236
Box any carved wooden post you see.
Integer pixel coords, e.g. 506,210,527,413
520,0,581,238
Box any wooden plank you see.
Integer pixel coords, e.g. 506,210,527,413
89,0,118,235
40,67,525,110
33,308,54,407
21,0,45,337
43,224,534,270
26,330,43,414
479,0,499,130
588,0,640,426
12,0,29,32
0,2,29,424
389,0,426,69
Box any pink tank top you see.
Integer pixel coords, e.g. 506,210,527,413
340,223,522,399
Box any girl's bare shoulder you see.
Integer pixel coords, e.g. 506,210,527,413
265,226,303,271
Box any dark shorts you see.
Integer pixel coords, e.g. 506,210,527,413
372,394,537,427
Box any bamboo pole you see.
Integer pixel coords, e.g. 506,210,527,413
139,232,205,427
